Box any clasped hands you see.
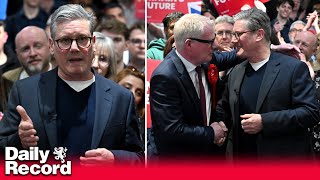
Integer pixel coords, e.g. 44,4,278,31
17,105,115,166
210,121,228,146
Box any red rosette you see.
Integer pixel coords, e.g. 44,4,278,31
208,64,218,111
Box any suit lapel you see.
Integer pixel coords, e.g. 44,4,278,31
38,68,58,150
255,53,280,112
91,75,112,148
172,52,202,116
233,61,248,97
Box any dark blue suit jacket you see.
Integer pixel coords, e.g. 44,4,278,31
149,49,239,158
0,68,144,164
216,51,319,158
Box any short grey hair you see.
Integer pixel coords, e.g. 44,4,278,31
174,14,214,49
233,8,271,43
290,20,306,30
50,4,96,39
93,32,117,79
215,15,234,26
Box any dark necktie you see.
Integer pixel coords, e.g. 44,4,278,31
195,66,207,125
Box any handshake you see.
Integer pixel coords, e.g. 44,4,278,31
210,121,228,146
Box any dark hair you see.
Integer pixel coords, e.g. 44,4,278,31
104,2,124,11
277,0,294,9
0,20,5,28
162,12,184,29
95,18,129,40
128,22,145,36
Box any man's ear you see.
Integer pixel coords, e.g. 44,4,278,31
256,29,265,42
49,38,54,54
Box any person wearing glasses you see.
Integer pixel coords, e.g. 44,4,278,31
216,8,318,160
214,15,234,52
127,22,145,72
0,4,144,165
149,13,242,160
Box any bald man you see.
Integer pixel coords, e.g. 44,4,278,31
293,30,319,78
1,26,52,111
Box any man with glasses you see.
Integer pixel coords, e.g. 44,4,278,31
288,20,305,44
214,15,234,52
127,22,145,72
149,13,241,160
216,8,318,160
0,4,144,165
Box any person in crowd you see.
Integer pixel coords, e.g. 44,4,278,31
149,14,242,160
0,21,19,75
0,21,19,114
5,0,48,51
0,26,52,112
290,0,306,21
127,22,145,72
216,8,319,160
115,66,145,143
271,0,294,43
288,20,305,44
92,31,117,80
0,4,143,165
95,19,129,73
103,2,126,25
214,15,234,52
147,12,184,60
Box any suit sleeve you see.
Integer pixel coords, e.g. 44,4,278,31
212,50,241,71
261,61,319,135
0,82,24,153
110,93,144,165
150,73,215,148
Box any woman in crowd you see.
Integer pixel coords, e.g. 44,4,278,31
92,32,117,80
115,66,145,142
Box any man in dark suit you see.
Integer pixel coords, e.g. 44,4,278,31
149,14,241,160
0,4,143,165
216,8,319,160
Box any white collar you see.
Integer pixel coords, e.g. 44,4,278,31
249,58,269,71
60,75,95,92
176,49,197,73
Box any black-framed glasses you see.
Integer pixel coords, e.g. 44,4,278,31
55,36,93,50
231,30,256,39
188,38,215,46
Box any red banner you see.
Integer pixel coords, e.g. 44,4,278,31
146,59,161,128
147,0,202,23
213,0,269,16
135,0,145,20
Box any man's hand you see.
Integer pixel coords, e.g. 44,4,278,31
210,122,227,146
271,43,301,59
240,114,263,134
17,105,39,149
80,148,115,166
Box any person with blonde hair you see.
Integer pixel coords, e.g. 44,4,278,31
92,32,117,79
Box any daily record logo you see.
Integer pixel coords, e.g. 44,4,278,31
5,147,71,175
